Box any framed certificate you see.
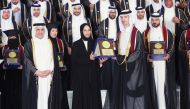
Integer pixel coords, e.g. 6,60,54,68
94,38,115,58
58,53,67,71
4,49,21,68
150,41,166,60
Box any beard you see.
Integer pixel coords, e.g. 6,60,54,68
73,12,81,16
152,23,160,28
13,1,19,5
137,15,144,20
2,16,10,20
109,15,116,19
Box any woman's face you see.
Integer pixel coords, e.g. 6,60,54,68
50,28,58,38
83,25,91,38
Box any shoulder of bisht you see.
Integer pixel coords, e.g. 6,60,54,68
143,27,150,38
177,7,188,22
116,17,120,32
162,25,174,55
21,3,27,23
130,25,138,53
7,2,11,8
143,27,150,52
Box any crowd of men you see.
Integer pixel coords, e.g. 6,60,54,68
0,0,190,109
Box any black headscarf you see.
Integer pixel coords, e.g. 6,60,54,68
3,29,20,49
47,22,60,52
47,22,60,37
80,23,93,41
80,23,94,52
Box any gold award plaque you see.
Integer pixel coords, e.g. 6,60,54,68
9,52,16,58
155,43,162,49
102,49,114,56
102,41,110,49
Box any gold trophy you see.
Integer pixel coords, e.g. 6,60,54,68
94,38,115,58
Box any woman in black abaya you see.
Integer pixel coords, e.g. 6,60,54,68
47,22,69,109
71,23,102,109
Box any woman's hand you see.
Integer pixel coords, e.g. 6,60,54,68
99,58,108,67
90,52,96,60
99,58,108,65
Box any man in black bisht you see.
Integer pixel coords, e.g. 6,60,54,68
111,9,147,109
144,12,176,109
22,23,62,109
178,27,190,109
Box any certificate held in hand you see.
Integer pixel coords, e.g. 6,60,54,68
58,53,67,71
94,38,115,58
150,41,166,60
4,49,21,68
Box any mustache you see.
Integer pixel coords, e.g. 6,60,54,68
152,23,160,27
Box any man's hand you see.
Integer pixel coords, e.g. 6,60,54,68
147,54,153,62
187,50,190,57
34,70,52,78
172,17,180,24
163,54,170,61
67,47,72,55
35,71,46,78
13,7,21,13
43,70,52,76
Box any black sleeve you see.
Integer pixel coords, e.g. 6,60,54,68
177,9,189,30
167,30,175,57
22,19,31,40
95,21,105,37
127,31,144,63
179,31,188,55
23,41,37,75
51,0,62,13
62,18,70,48
71,42,90,65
